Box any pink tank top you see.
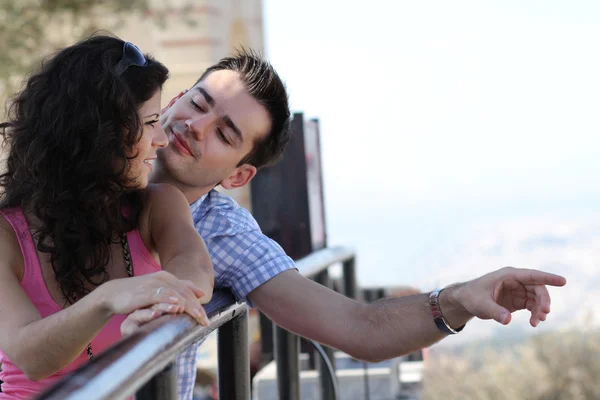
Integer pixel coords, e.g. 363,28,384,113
0,208,162,399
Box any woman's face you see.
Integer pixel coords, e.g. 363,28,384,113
126,90,168,188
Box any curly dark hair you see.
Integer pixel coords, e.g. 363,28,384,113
0,35,169,304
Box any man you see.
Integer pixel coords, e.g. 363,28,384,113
123,50,567,399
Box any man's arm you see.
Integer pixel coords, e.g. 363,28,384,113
249,267,566,362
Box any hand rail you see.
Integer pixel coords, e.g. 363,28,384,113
35,290,246,400
34,246,358,400
295,245,356,279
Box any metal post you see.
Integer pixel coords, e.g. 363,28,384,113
259,312,275,366
342,257,358,300
134,363,177,400
251,112,315,390
274,325,300,399
316,350,336,400
218,310,250,400
314,271,337,400
389,357,402,397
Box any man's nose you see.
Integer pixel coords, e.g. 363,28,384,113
186,114,217,141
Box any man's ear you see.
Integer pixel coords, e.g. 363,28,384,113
220,164,257,190
161,89,188,114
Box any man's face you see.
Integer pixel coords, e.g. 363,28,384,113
156,69,271,193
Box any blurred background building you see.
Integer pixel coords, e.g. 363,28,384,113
113,0,263,105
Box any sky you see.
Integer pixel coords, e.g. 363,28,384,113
262,1,600,292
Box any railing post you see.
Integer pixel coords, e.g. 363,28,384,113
342,256,358,300
134,362,177,400
218,309,250,400
274,325,300,399
314,271,337,400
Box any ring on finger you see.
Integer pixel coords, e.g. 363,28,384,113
156,287,166,296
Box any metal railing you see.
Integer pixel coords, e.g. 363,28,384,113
34,246,356,400
35,290,246,400
274,245,357,400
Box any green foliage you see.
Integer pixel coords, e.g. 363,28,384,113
0,0,151,94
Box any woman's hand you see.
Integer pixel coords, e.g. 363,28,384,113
98,270,209,325
121,300,209,336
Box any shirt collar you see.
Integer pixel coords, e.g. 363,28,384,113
190,192,210,219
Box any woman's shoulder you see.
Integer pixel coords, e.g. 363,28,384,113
141,183,190,218
143,183,187,204
137,184,190,246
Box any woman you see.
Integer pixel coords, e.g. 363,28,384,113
0,35,214,399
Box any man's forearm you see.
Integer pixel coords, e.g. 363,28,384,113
351,286,472,361
253,268,566,364
252,271,473,363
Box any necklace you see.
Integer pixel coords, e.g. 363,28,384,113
86,232,133,360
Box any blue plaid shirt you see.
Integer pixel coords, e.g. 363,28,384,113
176,189,295,399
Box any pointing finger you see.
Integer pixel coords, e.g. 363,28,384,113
511,269,567,287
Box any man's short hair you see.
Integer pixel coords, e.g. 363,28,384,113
195,49,291,169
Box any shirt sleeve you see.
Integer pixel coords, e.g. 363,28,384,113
207,230,296,307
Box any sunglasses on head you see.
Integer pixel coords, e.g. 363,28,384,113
114,42,148,76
